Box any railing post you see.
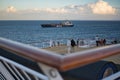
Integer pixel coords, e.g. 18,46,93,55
38,63,64,80
0,62,15,80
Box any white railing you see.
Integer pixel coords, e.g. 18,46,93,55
102,71,120,80
29,39,65,48
0,56,48,80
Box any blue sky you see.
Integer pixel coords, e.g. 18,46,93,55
0,0,120,20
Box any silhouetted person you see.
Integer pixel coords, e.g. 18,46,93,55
95,35,100,46
103,39,106,45
76,39,79,47
113,39,117,44
71,39,76,53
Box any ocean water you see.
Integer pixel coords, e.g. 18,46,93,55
0,20,120,47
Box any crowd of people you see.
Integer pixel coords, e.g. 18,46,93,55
66,35,120,53
95,35,106,46
48,35,119,54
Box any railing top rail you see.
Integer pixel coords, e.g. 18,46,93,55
0,37,120,71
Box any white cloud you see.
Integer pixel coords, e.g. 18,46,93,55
45,8,67,13
89,0,116,15
64,5,85,14
65,5,77,9
19,8,68,14
5,0,116,15
7,6,16,13
1,0,119,20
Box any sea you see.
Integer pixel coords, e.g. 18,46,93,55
0,20,120,48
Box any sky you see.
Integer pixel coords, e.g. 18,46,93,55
0,0,120,20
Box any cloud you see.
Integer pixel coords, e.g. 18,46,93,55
0,0,119,20
7,6,16,13
89,0,116,15
44,8,68,13
5,0,116,15
117,8,120,15
18,8,68,14
29,8,67,14
64,0,117,15
63,5,84,14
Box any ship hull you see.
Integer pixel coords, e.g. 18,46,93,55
41,24,74,28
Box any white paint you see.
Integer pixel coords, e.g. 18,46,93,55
102,71,120,80
38,63,63,80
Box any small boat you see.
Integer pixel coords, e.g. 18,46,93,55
41,20,74,28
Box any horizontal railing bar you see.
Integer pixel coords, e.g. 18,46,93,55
0,37,63,68
0,56,48,80
62,44,120,71
0,37,120,71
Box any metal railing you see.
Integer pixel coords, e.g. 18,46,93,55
1,37,120,71
0,56,48,80
102,71,120,80
0,37,120,80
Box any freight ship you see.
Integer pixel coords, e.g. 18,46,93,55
41,20,74,28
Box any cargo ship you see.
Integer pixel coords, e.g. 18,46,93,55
41,20,74,28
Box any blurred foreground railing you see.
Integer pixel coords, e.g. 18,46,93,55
0,37,120,80
0,56,48,80
102,71,120,80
